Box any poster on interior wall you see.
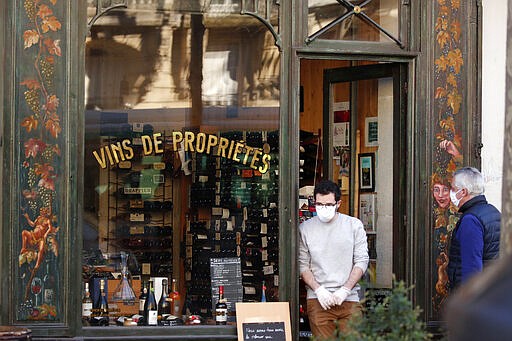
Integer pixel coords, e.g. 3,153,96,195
359,193,377,232
333,123,349,149
333,101,350,122
333,101,350,157
365,117,378,147
335,147,350,177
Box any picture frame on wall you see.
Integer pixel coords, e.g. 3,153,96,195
365,116,378,147
359,153,375,192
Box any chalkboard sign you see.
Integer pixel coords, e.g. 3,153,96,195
210,257,243,315
236,302,292,341
243,322,286,340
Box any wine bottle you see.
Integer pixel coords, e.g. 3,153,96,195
170,278,181,317
82,282,93,323
215,285,227,325
139,282,148,315
157,279,171,323
299,304,310,331
95,279,109,317
144,280,158,326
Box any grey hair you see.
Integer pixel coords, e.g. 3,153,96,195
452,167,485,195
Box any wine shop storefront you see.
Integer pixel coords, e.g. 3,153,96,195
1,0,483,340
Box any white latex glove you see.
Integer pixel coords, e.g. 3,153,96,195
333,286,351,306
314,286,335,310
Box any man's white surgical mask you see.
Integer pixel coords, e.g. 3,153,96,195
316,205,337,223
450,189,462,207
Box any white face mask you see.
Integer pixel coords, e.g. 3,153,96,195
450,189,462,207
316,205,337,223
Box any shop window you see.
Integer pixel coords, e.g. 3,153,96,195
83,2,280,329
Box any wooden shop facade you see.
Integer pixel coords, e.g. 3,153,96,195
1,0,484,339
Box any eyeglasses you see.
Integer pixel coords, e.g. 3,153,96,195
315,202,337,208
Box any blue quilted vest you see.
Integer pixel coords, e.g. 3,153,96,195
447,195,501,289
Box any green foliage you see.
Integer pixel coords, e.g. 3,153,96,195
317,280,431,341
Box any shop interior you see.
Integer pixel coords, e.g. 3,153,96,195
298,59,397,335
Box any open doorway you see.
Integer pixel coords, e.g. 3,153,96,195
298,59,408,337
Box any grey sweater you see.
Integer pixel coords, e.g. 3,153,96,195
299,213,369,301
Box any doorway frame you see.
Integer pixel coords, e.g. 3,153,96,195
322,62,409,281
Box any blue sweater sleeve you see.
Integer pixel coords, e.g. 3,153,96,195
456,214,484,283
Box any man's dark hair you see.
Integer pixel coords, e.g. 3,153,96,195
314,180,341,201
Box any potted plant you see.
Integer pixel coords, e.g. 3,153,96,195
316,280,432,341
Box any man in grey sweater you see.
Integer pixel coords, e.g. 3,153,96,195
299,180,369,338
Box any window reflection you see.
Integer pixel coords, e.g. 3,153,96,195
83,1,280,327
307,0,399,43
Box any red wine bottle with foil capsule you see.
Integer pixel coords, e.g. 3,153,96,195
215,285,227,325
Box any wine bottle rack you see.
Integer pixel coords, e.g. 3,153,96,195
106,130,174,278
184,130,280,319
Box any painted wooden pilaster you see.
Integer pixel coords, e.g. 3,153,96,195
3,0,84,336
429,0,471,320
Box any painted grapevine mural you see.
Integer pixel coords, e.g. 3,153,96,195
431,0,464,316
17,0,63,321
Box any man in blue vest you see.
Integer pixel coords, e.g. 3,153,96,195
447,167,501,290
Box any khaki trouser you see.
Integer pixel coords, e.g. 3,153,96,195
307,298,362,339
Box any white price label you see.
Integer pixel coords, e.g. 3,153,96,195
147,310,158,325
260,223,267,234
